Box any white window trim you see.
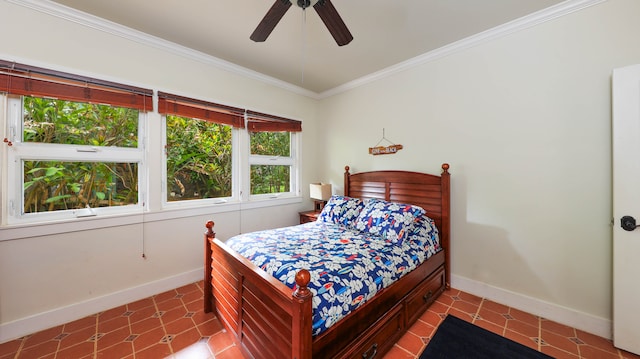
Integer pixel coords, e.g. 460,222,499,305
4,96,147,225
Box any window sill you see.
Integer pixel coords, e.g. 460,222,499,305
0,196,302,242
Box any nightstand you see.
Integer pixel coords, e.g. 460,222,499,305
299,210,320,224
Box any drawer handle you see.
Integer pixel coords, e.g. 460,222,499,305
362,343,378,359
423,290,433,302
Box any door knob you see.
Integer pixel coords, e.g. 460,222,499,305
621,216,639,231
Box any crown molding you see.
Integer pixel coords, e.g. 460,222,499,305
6,0,606,100
318,0,607,99
4,0,319,99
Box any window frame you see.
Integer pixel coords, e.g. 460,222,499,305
5,95,147,225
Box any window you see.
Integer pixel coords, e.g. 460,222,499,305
165,115,232,201
2,60,152,224
159,92,243,206
247,111,302,198
160,93,302,206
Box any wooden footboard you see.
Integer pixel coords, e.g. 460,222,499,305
204,221,446,359
205,221,313,359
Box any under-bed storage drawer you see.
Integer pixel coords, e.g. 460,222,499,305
339,304,404,359
405,266,445,326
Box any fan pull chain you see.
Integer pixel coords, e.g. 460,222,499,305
300,8,307,84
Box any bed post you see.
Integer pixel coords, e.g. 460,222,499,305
440,164,451,289
204,221,215,313
292,269,313,359
344,166,351,197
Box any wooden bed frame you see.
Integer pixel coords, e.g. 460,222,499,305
204,164,450,359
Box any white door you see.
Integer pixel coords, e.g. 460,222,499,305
612,64,640,355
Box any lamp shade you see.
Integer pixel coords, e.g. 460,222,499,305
310,183,332,201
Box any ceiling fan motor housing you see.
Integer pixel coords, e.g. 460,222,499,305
296,0,320,9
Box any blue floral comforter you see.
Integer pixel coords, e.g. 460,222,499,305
225,217,441,336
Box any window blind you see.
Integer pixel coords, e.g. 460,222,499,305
0,60,153,111
157,91,245,128
246,110,302,132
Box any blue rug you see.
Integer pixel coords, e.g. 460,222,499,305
420,315,554,359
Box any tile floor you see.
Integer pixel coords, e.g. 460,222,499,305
1,281,638,359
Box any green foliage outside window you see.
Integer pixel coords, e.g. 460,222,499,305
250,131,291,195
20,97,295,214
22,96,139,213
165,115,232,201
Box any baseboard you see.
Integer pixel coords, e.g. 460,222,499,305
451,274,612,340
0,268,202,344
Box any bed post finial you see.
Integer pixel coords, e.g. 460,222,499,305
294,269,312,298
205,221,216,239
441,163,450,174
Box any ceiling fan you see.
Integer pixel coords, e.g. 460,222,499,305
250,0,353,46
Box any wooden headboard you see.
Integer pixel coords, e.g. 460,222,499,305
344,163,451,286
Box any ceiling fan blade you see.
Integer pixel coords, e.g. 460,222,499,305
313,0,353,46
250,0,292,42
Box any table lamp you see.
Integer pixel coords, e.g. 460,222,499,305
309,183,332,211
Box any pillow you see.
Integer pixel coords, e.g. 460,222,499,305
354,199,426,243
317,195,365,227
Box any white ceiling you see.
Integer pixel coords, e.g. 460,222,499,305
47,0,565,95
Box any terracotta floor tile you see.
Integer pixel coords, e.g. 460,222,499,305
447,308,473,321
17,339,59,358
180,290,204,305
156,298,185,313
126,297,155,312
170,328,203,353
503,328,539,351
22,325,64,349
382,345,414,359
96,326,131,351
509,307,540,326
133,327,166,352
579,344,621,359
457,291,483,305
135,342,172,359
161,306,190,324
621,349,640,359
207,330,235,355
473,318,505,336
450,298,480,315
97,315,129,334
575,330,618,354
214,345,244,359
190,310,216,326
165,317,197,336
52,341,94,359
396,330,425,356
128,305,157,324
541,329,580,355
407,318,435,338
96,341,134,358
57,326,96,350
63,315,97,334
541,345,580,359
478,306,508,327
481,299,510,314
506,318,539,338
99,305,128,322
197,319,224,337
131,317,164,335
541,318,576,337
419,309,443,327
154,290,179,304
0,339,21,357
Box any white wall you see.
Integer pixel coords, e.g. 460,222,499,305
317,0,640,338
0,0,320,341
